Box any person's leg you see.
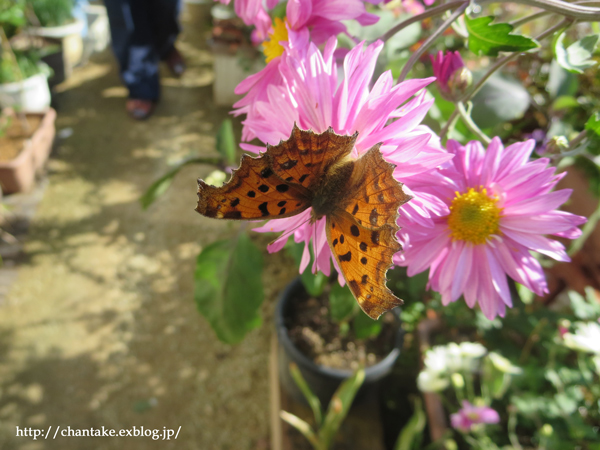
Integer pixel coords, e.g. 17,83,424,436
150,0,182,59
103,0,160,103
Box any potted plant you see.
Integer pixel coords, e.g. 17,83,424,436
209,3,263,106
275,271,404,408
1,2,52,112
25,0,84,78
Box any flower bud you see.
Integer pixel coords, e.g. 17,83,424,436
544,136,569,155
451,372,465,389
430,51,470,101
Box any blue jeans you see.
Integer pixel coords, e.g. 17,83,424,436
103,0,181,101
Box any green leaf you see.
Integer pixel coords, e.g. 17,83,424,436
216,119,237,166
551,96,580,111
569,288,600,320
194,232,264,344
465,15,539,57
289,363,323,427
555,33,599,74
320,369,365,448
470,72,530,129
394,397,426,450
280,411,320,448
140,157,221,209
586,112,600,139
353,309,382,340
139,166,182,210
329,283,358,323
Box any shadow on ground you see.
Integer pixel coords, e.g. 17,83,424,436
0,6,295,450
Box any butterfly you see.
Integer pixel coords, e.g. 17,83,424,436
196,124,412,319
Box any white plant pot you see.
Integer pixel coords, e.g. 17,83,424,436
84,5,110,53
28,19,85,77
0,72,51,113
212,49,264,106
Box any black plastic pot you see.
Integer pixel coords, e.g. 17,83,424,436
275,277,403,408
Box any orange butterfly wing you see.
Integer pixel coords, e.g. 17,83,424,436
267,124,357,190
196,153,310,220
327,145,412,319
343,144,412,229
327,213,402,319
196,124,356,221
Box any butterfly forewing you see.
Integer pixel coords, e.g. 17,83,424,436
196,153,310,220
344,145,412,229
326,212,403,319
267,124,357,190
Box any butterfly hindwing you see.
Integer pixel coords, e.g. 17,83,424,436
196,154,310,220
267,124,357,190
344,145,412,229
326,212,403,319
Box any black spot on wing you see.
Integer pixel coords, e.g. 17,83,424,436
332,238,338,247
279,208,286,215
359,242,367,251
259,202,269,216
361,274,368,284
276,184,289,193
224,211,242,219
352,204,359,215
371,231,380,245
230,198,240,207
349,280,360,293
340,234,345,244
260,167,274,178
339,251,352,262
281,160,298,170
258,184,269,193
299,174,309,183
285,177,294,182
278,200,287,207
360,257,367,265
369,208,379,226
350,225,360,237
247,190,256,198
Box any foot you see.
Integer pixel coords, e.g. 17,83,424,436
165,47,186,77
126,99,156,120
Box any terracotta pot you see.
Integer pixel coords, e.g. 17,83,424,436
0,108,56,194
275,277,403,408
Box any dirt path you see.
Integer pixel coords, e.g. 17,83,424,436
0,7,296,450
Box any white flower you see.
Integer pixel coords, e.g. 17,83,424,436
459,342,487,359
417,369,450,392
423,342,487,374
562,321,600,354
488,352,522,375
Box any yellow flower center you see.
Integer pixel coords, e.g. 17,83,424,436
447,188,502,245
263,17,288,63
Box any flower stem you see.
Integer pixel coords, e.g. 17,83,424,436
441,18,573,140
508,408,523,450
457,102,492,144
398,2,469,82
503,0,600,20
379,1,466,43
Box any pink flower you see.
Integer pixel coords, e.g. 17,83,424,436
395,138,587,319
215,0,275,40
235,38,451,280
450,401,500,432
430,51,470,99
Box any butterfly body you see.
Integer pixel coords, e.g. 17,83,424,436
196,124,412,319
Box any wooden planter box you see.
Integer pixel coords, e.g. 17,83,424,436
0,108,56,194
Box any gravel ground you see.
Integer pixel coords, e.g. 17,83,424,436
0,6,297,449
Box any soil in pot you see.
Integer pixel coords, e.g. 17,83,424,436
0,115,43,162
284,288,398,371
